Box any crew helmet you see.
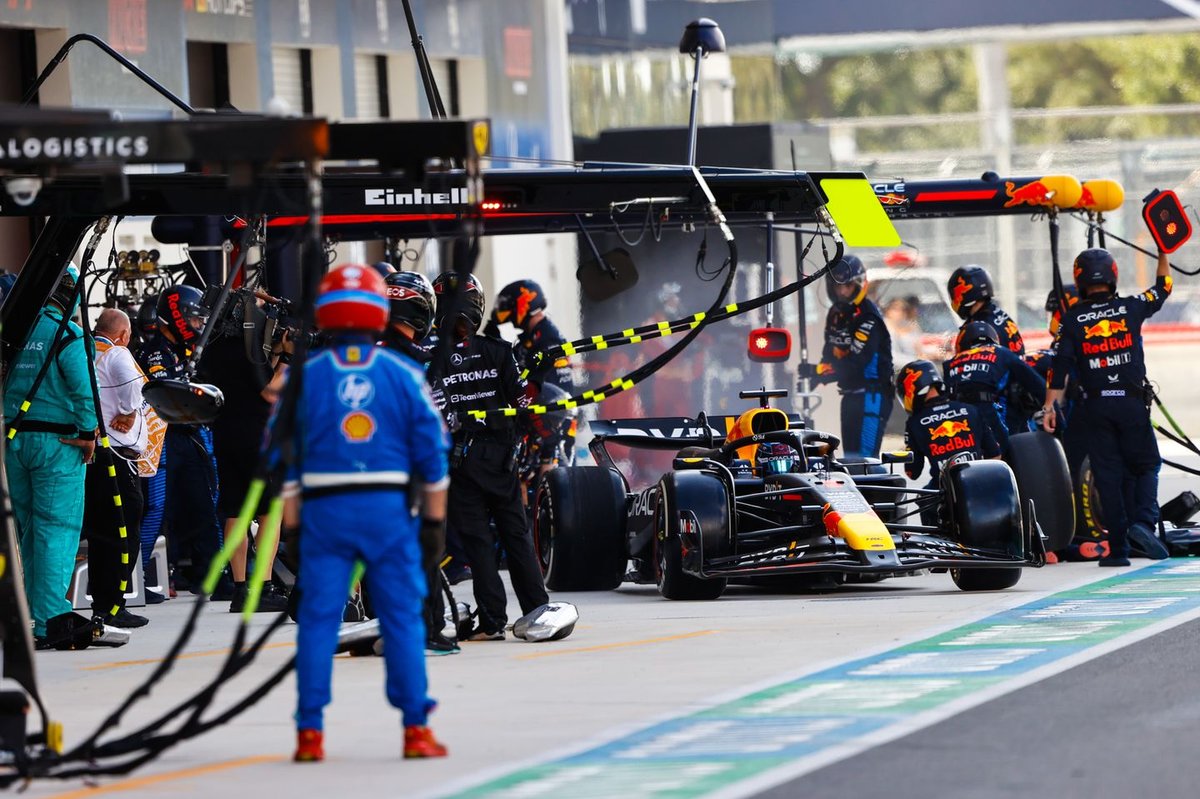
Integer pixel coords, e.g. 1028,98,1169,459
948,265,994,319
493,279,547,327
895,359,944,413
433,271,486,334
384,270,436,339
314,264,389,332
156,284,209,344
955,320,999,353
1073,248,1118,294
824,254,868,307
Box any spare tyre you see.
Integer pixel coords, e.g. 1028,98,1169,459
1006,431,1075,552
533,467,628,591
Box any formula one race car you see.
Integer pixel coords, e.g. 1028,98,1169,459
533,389,1070,599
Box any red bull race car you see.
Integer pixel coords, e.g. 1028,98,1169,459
533,389,1065,600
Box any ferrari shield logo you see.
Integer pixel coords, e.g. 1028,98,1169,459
472,121,489,156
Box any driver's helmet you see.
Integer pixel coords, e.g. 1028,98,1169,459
757,442,800,475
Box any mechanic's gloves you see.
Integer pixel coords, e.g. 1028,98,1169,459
419,517,446,576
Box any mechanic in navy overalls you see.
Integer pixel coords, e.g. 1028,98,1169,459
807,255,893,459
288,265,450,762
897,359,1000,525
1043,247,1172,567
944,320,1046,453
135,285,229,596
381,269,461,658
948,264,1029,432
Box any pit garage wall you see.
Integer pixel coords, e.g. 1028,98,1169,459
0,1,579,339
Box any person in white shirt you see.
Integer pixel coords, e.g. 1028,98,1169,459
83,309,150,629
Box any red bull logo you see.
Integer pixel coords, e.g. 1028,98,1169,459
950,277,971,310
1083,319,1128,339
1074,185,1096,210
928,419,971,440
516,287,539,325
877,192,908,207
1003,180,1054,208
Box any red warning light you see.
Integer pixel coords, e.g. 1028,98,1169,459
481,200,503,211
748,327,792,363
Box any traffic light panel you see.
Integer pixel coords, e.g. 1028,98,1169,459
1143,189,1192,253
747,327,791,363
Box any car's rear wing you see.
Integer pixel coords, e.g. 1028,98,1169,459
588,413,807,458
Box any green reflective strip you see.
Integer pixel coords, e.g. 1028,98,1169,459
7,429,15,440
629,335,642,344
350,561,365,595
100,436,111,447
118,526,127,538
565,400,577,409
563,342,576,356
725,303,738,313
121,553,129,564
107,465,117,477
592,335,604,344
583,390,596,400
595,340,608,350
504,408,517,417
20,401,30,412
113,496,123,507
593,392,606,402
658,321,671,332
694,312,706,322
469,410,486,420
622,379,634,390
622,328,635,337
530,405,547,414
205,478,265,595
109,604,121,617
243,496,284,622
556,399,571,408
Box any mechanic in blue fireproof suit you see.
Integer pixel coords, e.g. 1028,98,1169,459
285,265,451,762
802,255,894,459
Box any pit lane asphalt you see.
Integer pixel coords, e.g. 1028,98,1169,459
25,559,1192,799
756,615,1200,799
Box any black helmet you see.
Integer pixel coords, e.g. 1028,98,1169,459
1043,284,1080,313
825,254,867,307
948,265,994,319
895,359,944,413
137,294,160,336
156,284,209,345
49,265,79,312
955,320,999,353
493,279,547,327
432,271,485,335
1073,248,1118,294
385,270,435,339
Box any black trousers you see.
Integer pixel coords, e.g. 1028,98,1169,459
1082,396,1161,557
448,439,548,631
83,454,144,617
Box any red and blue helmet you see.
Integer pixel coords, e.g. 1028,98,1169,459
315,264,390,332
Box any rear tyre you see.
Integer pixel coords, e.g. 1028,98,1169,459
533,467,627,591
656,472,730,601
944,460,1023,591
1006,431,1075,552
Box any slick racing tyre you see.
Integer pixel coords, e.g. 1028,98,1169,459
656,471,731,601
533,467,627,591
1006,431,1075,552
944,460,1023,591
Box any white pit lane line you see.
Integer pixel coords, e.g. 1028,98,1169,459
434,562,1200,799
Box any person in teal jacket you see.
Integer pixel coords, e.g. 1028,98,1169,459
3,267,97,642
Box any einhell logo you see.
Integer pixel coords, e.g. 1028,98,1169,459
364,187,469,206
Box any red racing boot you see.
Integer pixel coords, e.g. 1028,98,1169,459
294,728,325,762
403,726,448,758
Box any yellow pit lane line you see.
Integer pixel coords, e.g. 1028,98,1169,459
46,755,284,799
514,629,720,660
